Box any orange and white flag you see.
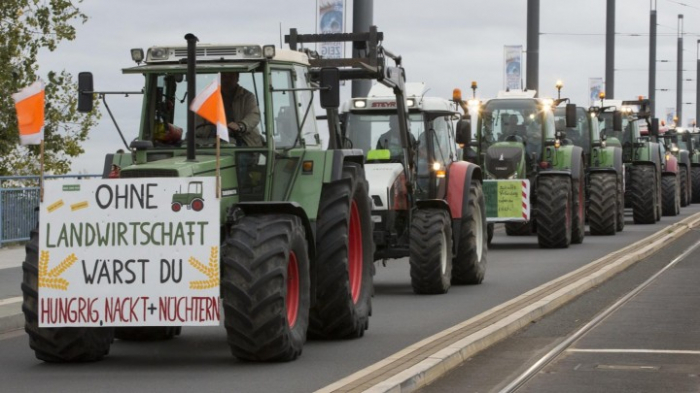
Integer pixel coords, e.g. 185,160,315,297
189,73,229,142
12,81,45,145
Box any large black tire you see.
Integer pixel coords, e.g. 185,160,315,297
309,163,374,339
487,223,494,245
114,327,181,341
680,166,690,207
616,172,625,232
536,176,572,249
693,166,700,203
505,221,533,236
631,165,657,224
588,172,617,236
662,175,680,216
571,167,586,244
409,208,453,294
222,214,310,362
21,229,114,362
655,168,662,221
451,181,488,285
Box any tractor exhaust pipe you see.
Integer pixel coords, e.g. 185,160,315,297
185,33,199,161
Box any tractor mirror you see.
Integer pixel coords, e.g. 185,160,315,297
650,118,660,137
319,67,340,109
565,104,577,128
613,111,623,132
455,117,472,145
78,72,94,113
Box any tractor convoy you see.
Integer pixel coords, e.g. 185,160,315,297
20,26,700,365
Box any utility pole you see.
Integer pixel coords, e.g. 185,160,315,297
649,0,657,118
526,0,539,94
606,0,616,98
696,40,699,128
352,0,373,98
677,14,684,125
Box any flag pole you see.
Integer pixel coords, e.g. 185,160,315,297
40,139,45,203
216,136,221,199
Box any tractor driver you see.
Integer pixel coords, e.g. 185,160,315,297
376,115,416,157
220,72,263,147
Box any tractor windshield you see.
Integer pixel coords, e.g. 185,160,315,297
344,112,422,159
599,112,638,144
141,68,319,149
478,99,553,147
553,107,596,154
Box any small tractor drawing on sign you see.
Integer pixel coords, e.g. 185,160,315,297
171,181,204,212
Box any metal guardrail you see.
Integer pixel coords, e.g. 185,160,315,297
0,175,101,246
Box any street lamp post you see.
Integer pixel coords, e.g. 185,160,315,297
677,14,684,126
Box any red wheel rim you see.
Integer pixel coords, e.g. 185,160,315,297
348,200,363,304
192,200,204,211
172,203,181,212
286,251,300,328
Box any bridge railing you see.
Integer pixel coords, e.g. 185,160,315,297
0,175,101,246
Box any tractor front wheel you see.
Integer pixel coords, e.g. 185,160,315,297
536,176,572,248
22,229,114,362
662,175,680,216
631,165,657,224
451,181,488,285
680,166,690,207
222,214,310,362
409,208,453,294
309,162,374,339
588,172,617,236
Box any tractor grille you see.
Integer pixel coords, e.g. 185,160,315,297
120,169,179,178
485,146,522,178
173,47,238,58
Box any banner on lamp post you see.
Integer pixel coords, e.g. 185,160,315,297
318,1,344,59
503,45,522,91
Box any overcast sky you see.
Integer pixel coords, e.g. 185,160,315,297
34,0,700,173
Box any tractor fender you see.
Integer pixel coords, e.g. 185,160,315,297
330,149,365,182
444,161,482,258
679,150,691,168
230,202,316,262
445,161,482,220
613,146,623,174
664,154,679,174
569,146,584,181
230,202,318,306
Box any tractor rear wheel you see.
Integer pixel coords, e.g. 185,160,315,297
536,176,572,249
22,229,114,362
409,208,453,294
692,167,700,203
309,162,374,339
662,175,680,216
114,327,181,341
222,214,310,362
588,172,617,236
680,166,690,207
451,181,488,285
571,169,586,244
631,165,657,224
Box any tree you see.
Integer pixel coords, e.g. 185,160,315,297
0,0,99,176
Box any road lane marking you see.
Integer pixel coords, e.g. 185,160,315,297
0,297,22,306
568,349,700,355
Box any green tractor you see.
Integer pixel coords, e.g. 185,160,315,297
685,128,700,203
597,99,664,224
458,87,583,248
659,127,694,207
21,30,409,363
554,106,624,235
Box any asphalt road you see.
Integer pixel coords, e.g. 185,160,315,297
1,206,698,393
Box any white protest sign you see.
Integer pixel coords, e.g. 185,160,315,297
38,178,220,327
